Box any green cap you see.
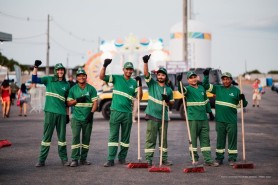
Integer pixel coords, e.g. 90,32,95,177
187,71,197,78
76,68,87,76
221,72,232,79
157,67,168,75
123,62,134,69
54,63,65,70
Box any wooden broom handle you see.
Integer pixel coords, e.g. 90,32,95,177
239,76,246,161
159,88,166,166
137,81,141,161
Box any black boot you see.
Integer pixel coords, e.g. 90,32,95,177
70,160,78,167
104,160,114,167
35,161,45,167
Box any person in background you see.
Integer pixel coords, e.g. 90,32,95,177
10,79,19,105
17,83,29,117
0,80,11,118
68,75,76,88
252,78,262,107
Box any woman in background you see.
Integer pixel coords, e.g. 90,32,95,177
1,80,11,118
17,83,29,117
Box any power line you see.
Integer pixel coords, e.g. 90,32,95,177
0,11,47,22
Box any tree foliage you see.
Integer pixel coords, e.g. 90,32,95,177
0,52,30,72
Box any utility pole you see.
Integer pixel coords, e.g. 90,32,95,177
183,0,188,69
46,14,50,75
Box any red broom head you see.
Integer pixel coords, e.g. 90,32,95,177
183,166,205,173
127,163,149,168
149,167,171,173
233,163,254,169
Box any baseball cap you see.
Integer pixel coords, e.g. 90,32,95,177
123,62,134,69
157,67,168,75
54,63,65,70
221,72,232,79
187,71,197,78
76,68,87,76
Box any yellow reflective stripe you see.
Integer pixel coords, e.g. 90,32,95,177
58,141,67,146
228,149,238,154
145,148,155,153
216,149,225,153
145,74,151,83
120,142,129,148
82,144,89,149
207,84,213,92
67,97,74,101
189,147,198,152
71,144,81,149
46,92,65,101
108,75,113,83
201,147,211,151
135,87,138,93
91,97,98,102
113,90,134,100
149,96,163,105
108,142,119,147
41,141,51,146
159,147,168,152
75,103,93,107
216,101,237,109
187,99,209,106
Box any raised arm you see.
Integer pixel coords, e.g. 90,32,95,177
32,60,42,83
99,59,112,80
143,54,151,77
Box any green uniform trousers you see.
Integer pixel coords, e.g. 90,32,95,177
145,119,168,162
215,121,237,161
107,111,132,161
38,112,68,162
189,120,213,163
71,118,93,161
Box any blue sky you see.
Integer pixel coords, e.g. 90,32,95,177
0,0,277,76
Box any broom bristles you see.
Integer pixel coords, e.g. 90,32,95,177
233,162,254,169
148,166,171,172
127,162,149,168
183,166,205,173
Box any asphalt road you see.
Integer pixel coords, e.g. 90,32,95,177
0,85,277,185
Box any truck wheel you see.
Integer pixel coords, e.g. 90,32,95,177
102,101,111,120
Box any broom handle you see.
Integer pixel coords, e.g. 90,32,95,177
239,76,246,161
159,88,166,166
179,81,196,164
137,81,141,161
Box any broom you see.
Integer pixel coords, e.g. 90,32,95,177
128,81,148,168
179,81,205,173
149,88,171,172
233,76,254,169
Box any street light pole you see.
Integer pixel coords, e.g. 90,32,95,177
46,14,50,75
183,0,188,70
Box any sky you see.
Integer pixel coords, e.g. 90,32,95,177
0,0,278,76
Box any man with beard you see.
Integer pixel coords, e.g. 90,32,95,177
67,68,98,167
143,54,174,166
177,72,219,167
100,59,143,167
32,61,71,167
203,70,248,166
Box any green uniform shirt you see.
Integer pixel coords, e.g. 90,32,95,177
144,73,174,121
178,84,209,121
104,75,137,113
40,76,70,115
67,83,98,121
203,76,248,124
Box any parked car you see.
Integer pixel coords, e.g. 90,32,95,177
271,82,278,93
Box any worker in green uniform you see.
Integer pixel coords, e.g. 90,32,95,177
67,68,98,167
100,59,143,167
202,69,248,166
177,72,219,167
143,54,174,166
32,61,71,167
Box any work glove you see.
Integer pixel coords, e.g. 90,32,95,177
142,54,151,63
232,80,238,86
66,115,70,124
135,76,142,87
76,96,87,103
177,74,183,82
203,68,211,76
86,112,94,123
161,94,170,103
103,59,112,67
34,60,42,68
239,94,245,101
209,112,215,121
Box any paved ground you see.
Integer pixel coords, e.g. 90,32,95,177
0,85,277,185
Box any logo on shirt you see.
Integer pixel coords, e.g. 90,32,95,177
85,92,89,96
62,87,66,91
229,93,234,97
129,85,134,89
201,92,204,95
